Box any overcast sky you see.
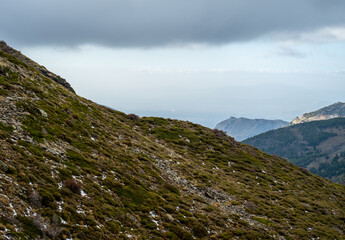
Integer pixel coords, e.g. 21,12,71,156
1,0,345,127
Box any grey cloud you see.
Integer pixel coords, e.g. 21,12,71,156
1,0,345,47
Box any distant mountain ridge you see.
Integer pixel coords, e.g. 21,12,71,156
215,117,288,141
244,117,345,185
292,102,345,124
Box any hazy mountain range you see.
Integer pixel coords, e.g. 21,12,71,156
243,101,345,185
216,102,345,142
1,41,344,239
215,117,288,141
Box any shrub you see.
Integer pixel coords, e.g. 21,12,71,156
64,178,81,195
30,190,42,207
299,167,311,176
244,201,256,212
128,113,140,120
213,129,227,137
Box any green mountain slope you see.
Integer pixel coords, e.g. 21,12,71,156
243,118,345,185
1,41,345,239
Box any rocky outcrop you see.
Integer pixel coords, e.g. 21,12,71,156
291,102,345,125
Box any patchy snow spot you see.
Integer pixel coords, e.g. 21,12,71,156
76,209,85,214
58,182,63,189
81,189,87,197
91,137,95,141
24,207,32,217
202,162,205,165
61,219,67,224
102,174,106,180
153,219,159,229
57,201,64,212
9,202,17,217
262,170,266,174
91,126,95,129
150,211,157,218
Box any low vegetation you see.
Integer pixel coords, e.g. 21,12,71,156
0,41,345,239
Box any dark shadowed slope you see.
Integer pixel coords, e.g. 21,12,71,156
1,41,345,239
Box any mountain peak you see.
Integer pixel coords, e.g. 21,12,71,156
292,102,345,124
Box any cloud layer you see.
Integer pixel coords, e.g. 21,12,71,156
1,0,345,47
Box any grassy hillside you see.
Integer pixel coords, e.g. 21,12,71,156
243,118,345,185
1,41,345,239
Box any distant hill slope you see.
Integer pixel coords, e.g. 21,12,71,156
215,117,288,141
292,102,345,124
1,41,345,239
243,118,345,185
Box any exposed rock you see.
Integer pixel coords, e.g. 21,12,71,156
0,160,8,172
291,102,345,125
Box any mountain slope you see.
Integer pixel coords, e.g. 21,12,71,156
1,41,345,239
215,117,288,141
243,118,345,185
292,102,345,124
